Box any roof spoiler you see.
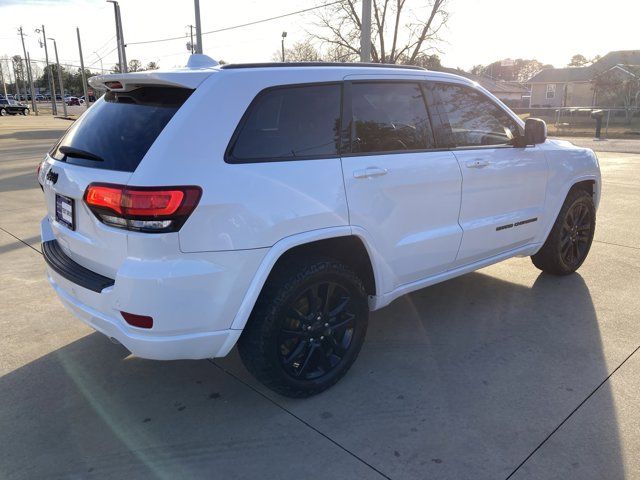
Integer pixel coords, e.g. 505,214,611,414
89,55,220,92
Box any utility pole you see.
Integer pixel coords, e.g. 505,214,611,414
77,28,89,110
281,32,287,62
116,2,127,71
107,1,127,72
360,0,372,62
36,25,56,115
49,38,68,117
25,52,39,115
18,27,37,112
194,0,203,54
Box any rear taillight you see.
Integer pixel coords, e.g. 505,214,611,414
84,183,201,233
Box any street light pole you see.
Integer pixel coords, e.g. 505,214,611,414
360,0,372,62
194,0,203,54
36,26,57,114
49,38,68,117
281,31,287,62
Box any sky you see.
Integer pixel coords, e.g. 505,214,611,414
0,0,638,77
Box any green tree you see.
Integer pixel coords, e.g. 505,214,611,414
568,54,589,67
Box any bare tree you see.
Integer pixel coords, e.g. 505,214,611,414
271,39,322,62
145,61,159,70
593,66,640,123
128,59,142,72
313,0,449,64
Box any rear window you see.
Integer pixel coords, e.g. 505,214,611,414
50,86,192,172
227,83,342,162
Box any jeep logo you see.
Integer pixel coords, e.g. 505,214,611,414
46,169,59,185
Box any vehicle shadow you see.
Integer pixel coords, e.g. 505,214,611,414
0,270,624,479
219,269,626,479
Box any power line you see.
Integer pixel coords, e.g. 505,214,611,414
126,0,343,46
201,0,342,36
28,57,110,73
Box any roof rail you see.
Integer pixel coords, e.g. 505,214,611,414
220,62,425,71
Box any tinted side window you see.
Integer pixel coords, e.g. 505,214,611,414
429,83,521,147
229,84,341,162
351,82,434,154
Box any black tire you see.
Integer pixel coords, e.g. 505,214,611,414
22,108,29,115
531,188,596,275
238,257,369,398
0,108,6,116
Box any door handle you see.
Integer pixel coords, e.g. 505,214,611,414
465,159,489,169
353,167,388,179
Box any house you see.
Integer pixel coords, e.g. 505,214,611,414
527,50,640,107
434,67,531,108
465,74,530,108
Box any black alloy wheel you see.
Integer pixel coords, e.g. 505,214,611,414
278,281,356,380
560,202,592,268
238,258,368,397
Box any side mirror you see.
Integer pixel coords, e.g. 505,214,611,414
524,117,547,145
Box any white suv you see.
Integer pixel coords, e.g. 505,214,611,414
39,56,600,397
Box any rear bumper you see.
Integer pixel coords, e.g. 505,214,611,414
41,217,266,360
48,271,241,360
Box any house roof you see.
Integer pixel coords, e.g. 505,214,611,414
433,67,530,94
527,50,640,83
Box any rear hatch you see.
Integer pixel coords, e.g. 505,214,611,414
42,85,193,278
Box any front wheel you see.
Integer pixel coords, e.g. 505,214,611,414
0,108,6,116
238,258,369,397
531,188,596,275
22,108,29,115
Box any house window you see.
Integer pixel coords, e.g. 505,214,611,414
546,84,556,99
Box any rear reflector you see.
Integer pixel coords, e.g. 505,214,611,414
84,183,201,233
121,311,153,329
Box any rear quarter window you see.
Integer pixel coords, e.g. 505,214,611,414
50,87,192,172
226,83,342,163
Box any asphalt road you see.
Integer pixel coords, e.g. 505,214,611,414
1,116,639,480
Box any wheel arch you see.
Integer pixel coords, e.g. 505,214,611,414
535,174,599,253
229,227,382,332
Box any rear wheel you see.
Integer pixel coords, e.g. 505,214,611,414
238,258,368,397
0,108,6,116
22,108,29,115
531,189,595,275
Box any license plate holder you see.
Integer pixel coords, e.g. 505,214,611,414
55,194,75,231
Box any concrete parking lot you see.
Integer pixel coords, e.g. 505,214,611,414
1,115,639,479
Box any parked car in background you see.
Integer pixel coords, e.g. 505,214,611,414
38,60,600,397
0,98,30,116
66,97,81,106
35,94,45,101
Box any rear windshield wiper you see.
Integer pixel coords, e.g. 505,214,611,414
58,146,105,163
